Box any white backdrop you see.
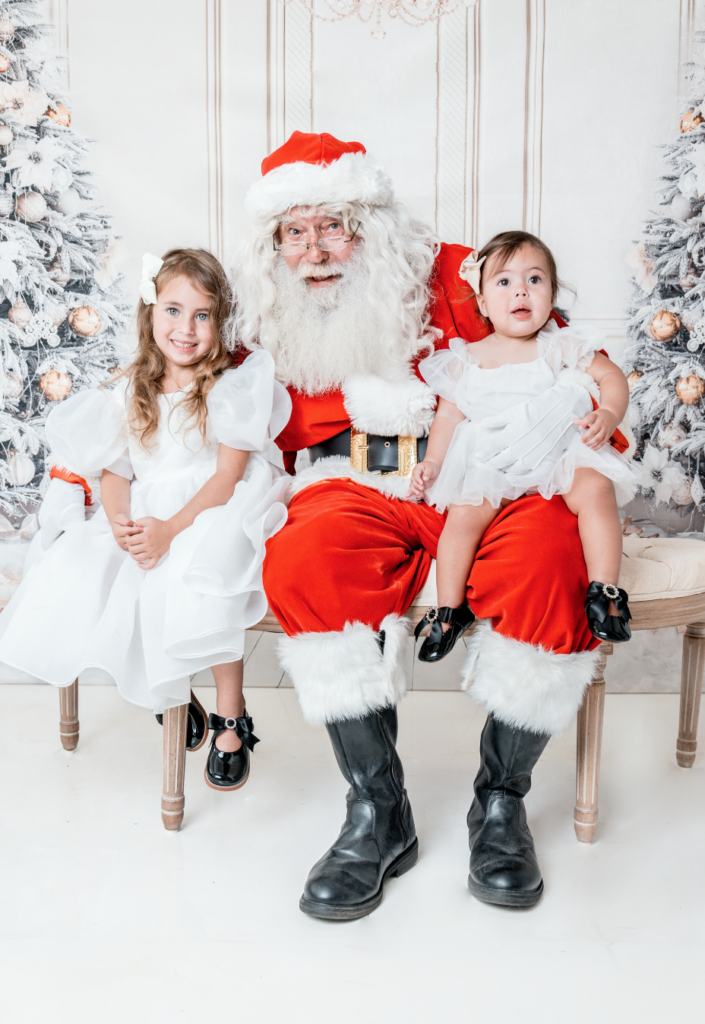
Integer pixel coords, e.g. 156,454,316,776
44,0,705,361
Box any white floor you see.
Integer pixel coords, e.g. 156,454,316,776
1,686,704,1023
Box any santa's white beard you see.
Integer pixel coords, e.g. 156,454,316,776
259,254,409,394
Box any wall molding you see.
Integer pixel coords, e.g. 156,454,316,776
435,6,468,245
267,0,313,156
46,0,70,89
522,0,545,236
206,0,224,260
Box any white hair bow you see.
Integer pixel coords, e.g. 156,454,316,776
139,252,164,305
458,250,486,295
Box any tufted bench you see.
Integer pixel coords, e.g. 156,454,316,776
71,535,703,830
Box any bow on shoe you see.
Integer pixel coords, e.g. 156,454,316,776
207,712,260,752
585,582,632,625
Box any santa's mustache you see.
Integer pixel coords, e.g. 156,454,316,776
297,262,346,281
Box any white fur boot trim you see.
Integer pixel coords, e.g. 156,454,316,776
278,614,409,725
462,621,601,736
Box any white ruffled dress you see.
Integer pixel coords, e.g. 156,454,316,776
0,351,291,712
418,321,636,513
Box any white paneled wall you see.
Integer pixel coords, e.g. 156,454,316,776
44,0,705,356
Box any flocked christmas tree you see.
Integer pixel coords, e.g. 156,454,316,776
0,0,127,532
624,33,705,520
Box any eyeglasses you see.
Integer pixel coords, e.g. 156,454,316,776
273,223,360,255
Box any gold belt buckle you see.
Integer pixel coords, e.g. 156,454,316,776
350,431,419,478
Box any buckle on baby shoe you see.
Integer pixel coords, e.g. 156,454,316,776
602,584,619,600
224,717,237,730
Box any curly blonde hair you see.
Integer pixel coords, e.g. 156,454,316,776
117,248,233,450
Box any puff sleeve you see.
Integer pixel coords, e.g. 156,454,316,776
418,338,470,405
208,351,292,452
537,321,603,376
45,383,130,478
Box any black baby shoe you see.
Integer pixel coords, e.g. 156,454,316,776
155,690,209,751
585,581,632,643
204,711,260,791
415,602,475,662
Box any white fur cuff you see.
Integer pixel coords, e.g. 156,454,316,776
462,621,601,736
343,375,436,438
277,614,409,724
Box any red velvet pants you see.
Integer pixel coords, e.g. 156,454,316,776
264,479,598,656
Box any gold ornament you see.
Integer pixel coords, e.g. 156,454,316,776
7,302,32,328
0,123,13,146
14,191,47,223
45,104,71,128
8,453,35,487
676,373,705,405
658,423,687,449
68,306,101,337
0,17,14,43
650,310,681,341
39,370,72,401
681,109,705,133
673,481,695,506
0,54,11,74
680,266,699,290
626,370,643,392
48,255,71,285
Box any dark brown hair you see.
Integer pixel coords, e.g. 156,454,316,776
476,230,560,303
116,248,233,450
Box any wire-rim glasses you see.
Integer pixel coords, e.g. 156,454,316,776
273,222,360,255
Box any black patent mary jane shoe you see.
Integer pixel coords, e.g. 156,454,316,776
585,581,632,643
204,711,260,792
415,602,475,663
155,690,208,752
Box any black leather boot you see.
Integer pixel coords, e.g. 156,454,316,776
467,715,550,908
299,707,418,921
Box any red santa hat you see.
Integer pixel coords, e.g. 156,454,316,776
245,131,394,220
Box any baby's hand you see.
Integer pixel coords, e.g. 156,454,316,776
126,516,174,570
409,460,440,498
573,408,619,450
111,512,142,552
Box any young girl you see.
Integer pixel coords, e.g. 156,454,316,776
0,249,291,790
409,231,635,662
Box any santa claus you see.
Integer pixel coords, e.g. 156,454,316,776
233,131,617,920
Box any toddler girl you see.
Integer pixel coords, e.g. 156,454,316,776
0,249,291,789
409,231,635,662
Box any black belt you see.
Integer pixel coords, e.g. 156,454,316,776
308,428,428,476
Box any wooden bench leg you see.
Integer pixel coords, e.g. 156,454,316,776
574,642,612,843
677,621,705,768
161,703,188,831
59,680,79,751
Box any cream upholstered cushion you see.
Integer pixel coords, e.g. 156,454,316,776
410,536,705,609
619,536,705,602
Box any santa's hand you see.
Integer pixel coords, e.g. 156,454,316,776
409,460,440,498
126,516,174,570
38,478,87,550
476,380,592,475
574,408,618,450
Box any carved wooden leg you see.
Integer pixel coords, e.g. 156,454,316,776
161,703,188,831
677,622,705,768
59,680,79,751
574,642,612,843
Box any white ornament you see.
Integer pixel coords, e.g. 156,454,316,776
8,453,36,487
692,475,705,506
0,124,13,146
22,312,60,348
671,192,695,220
687,318,705,352
53,187,81,216
0,515,14,540
657,423,687,449
2,372,24,400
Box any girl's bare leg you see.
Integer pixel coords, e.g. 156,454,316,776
563,468,622,607
436,500,501,628
211,659,245,752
